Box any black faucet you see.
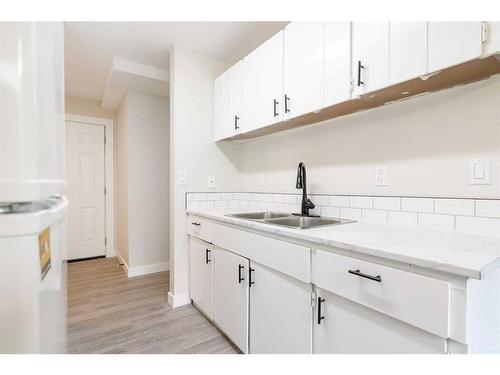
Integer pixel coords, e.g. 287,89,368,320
294,162,318,217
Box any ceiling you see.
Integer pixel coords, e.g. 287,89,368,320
64,22,288,102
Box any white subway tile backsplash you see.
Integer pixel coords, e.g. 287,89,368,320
475,200,500,218
435,199,474,216
214,200,227,209
186,192,500,237
322,206,340,218
311,195,329,206
220,192,234,200
373,197,401,211
362,209,388,224
201,200,215,209
192,193,207,201
330,195,350,208
340,208,362,221
455,216,500,238
418,213,455,231
350,196,373,209
401,197,434,213
388,211,418,227
206,192,220,201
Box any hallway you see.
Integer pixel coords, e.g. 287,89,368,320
67,257,238,354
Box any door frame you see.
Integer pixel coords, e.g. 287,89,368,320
65,113,115,258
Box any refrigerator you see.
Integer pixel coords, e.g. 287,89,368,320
0,22,67,353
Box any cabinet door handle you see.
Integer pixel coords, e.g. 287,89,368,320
205,248,211,264
238,264,245,283
249,267,255,287
284,95,290,113
234,115,240,130
191,222,201,226
273,99,279,117
357,60,365,87
317,297,325,325
348,269,381,282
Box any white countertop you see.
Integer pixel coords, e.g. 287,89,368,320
186,208,500,280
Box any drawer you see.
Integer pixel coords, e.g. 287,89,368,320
187,215,212,243
312,249,451,338
212,223,310,283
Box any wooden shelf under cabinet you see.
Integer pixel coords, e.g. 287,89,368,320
228,54,500,141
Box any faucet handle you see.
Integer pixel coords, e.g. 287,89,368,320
305,199,315,209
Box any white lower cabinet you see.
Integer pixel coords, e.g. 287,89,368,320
313,288,447,354
249,261,312,353
213,247,249,353
189,236,213,319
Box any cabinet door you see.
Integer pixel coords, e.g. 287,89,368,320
189,237,213,318
213,70,231,141
324,22,351,106
428,22,482,72
389,22,427,84
244,31,284,132
249,261,312,353
213,247,249,353
314,288,447,354
283,22,324,120
229,60,243,135
351,22,390,96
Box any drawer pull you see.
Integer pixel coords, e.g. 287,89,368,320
191,222,201,226
249,267,255,287
238,264,245,284
205,248,211,264
317,297,325,325
348,269,381,282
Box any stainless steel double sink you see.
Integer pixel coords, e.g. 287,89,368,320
226,212,355,229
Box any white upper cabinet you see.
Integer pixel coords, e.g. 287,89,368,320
389,22,428,84
243,31,284,132
428,22,483,72
324,22,352,106
214,60,242,141
351,22,390,96
283,22,324,120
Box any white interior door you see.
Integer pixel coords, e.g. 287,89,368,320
65,121,105,260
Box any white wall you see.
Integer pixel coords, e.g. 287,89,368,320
116,95,129,265
239,77,500,199
169,47,241,306
65,96,116,121
127,92,170,268
116,92,170,273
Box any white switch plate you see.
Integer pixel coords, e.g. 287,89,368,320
469,158,491,185
257,173,265,186
375,166,388,186
178,171,187,185
208,175,216,188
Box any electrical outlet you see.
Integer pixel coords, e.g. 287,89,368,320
257,173,265,186
375,166,387,186
469,158,491,185
208,175,216,188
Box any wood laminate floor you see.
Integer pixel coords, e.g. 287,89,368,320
67,257,238,354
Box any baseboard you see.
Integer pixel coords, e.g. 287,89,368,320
168,291,191,308
115,249,129,276
127,261,170,278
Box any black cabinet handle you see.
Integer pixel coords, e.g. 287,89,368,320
317,297,325,325
238,264,245,283
191,222,201,226
357,60,365,87
348,269,381,282
205,248,211,264
273,99,279,117
234,115,239,130
284,95,290,113
249,267,255,287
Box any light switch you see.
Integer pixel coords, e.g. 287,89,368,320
178,171,187,185
469,158,490,185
